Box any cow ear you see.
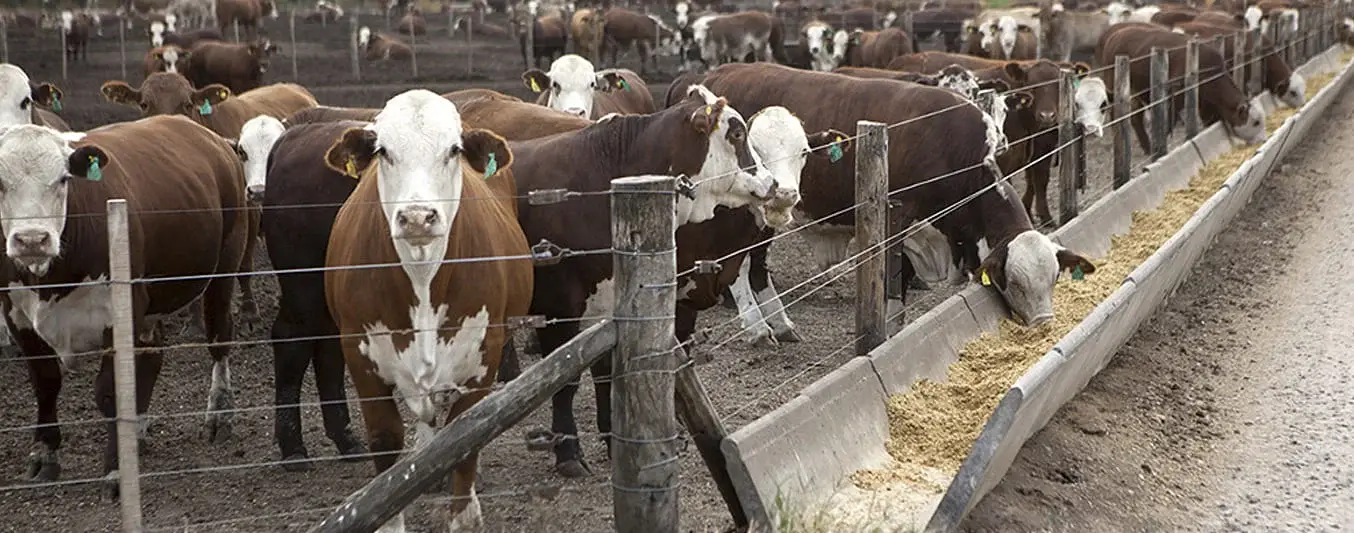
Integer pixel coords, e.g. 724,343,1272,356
1003,62,1027,83
100,81,141,107
1055,247,1095,275
806,129,851,160
324,127,378,179
68,146,110,181
30,83,62,108
522,69,550,93
688,99,725,135
459,128,513,178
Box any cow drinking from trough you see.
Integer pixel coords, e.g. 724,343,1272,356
0,115,250,488
323,90,533,532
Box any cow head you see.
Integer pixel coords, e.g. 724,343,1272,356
233,115,286,204
522,54,625,118
745,106,845,229
150,45,190,75
1003,60,1065,127
975,226,1097,328
0,125,102,276
323,90,511,259
0,65,61,128
802,21,837,71
1073,75,1109,137
673,85,777,226
101,72,232,122
148,20,167,47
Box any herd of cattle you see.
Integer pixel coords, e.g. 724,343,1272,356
0,0,1347,529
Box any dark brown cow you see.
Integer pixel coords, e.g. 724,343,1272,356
837,27,914,68
1173,20,1306,108
217,0,276,39
358,26,413,61
1095,22,1265,153
184,39,277,94
323,91,531,530
669,62,1097,331
602,7,678,76
282,105,379,126
0,115,249,486
523,56,656,118
143,45,191,77
396,9,428,35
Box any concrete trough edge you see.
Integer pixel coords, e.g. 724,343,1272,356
719,46,1354,530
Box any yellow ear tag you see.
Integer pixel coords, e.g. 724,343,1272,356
344,156,358,178
529,78,541,93
980,271,992,286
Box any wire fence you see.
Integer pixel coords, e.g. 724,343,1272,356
0,3,1347,532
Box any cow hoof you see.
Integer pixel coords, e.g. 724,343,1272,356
25,453,60,482
205,416,233,445
334,433,368,462
773,329,803,343
524,428,555,452
281,452,315,472
555,459,591,478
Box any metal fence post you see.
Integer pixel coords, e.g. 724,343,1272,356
1149,46,1169,161
610,176,678,533
350,16,361,81
1113,54,1131,188
1184,39,1200,138
107,199,143,533
854,121,887,356
1249,27,1263,96
1058,72,1079,225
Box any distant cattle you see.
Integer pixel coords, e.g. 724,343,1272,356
0,115,250,486
184,39,277,94
358,26,413,61
324,90,533,531
143,45,191,77
522,55,655,118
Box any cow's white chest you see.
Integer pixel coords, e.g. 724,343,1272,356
6,276,111,372
358,303,491,433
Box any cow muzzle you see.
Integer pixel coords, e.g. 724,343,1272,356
395,206,442,245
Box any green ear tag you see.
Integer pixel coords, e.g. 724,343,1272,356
828,143,843,163
618,78,631,91
198,100,213,115
87,156,103,181
484,152,498,178
1071,265,1084,281
51,95,62,113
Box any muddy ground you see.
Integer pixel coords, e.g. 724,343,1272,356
962,58,1354,533
0,11,1186,532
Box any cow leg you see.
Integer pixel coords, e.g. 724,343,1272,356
272,314,314,470
543,323,590,477
748,244,800,342
313,335,366,460
729,259,774,347
16,328,63,482
201,275,237,445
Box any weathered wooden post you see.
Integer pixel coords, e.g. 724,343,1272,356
289,9,298,80
1058,72,1079,225
350,15,362,81
611,175,679,533
1249,27,1263,96
1184,39,1201,138
1113,54,1132,188
1149,46,1168,161
855,120,887,355
107,199,143,533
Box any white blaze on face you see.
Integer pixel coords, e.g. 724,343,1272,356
803,22,835,70
358,26,372,48
0,65,38,128
543,54,602,118
150,20,166,46
996,16,1019,58
1074,76,1109,137
0,125,79,277
1282,72,1307,108
746,106,806,229
680,85,776,226
237,115,285,199
996,230,1064,327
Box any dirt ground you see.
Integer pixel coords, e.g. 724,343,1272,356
0,12,1190,533
962,60,1354,533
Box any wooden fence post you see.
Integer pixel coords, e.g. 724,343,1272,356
1058,73,1079,226
1249,27,1263,96
350,16,361,81
107,199,143,533
611,175,679,533
1184,39,1200,138
854,121,887,354
1113,54,1131,188
1149,46,1168,161
289,9,298,80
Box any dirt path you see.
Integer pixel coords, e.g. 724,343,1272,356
961,77,1354,531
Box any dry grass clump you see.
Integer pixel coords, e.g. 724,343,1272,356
855,62,1346,485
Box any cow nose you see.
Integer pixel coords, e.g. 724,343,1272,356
247,185,265,203
11,230,52,255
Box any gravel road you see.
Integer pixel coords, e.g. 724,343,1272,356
961,72,1354,531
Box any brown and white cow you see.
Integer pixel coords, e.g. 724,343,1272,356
0,65,68,131
0,115,249,486
522,55,656,119
358,26,413,61
570,8,607,63
143,44,191,77
602,7,680,76
184,39,277,94
1173,20,1306,108
1096,22,1266,153
671,63,1097,329
323,90,532,532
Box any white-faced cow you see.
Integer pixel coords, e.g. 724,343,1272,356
323,90,533,532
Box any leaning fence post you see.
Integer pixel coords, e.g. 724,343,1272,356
289,9,298,80
1112,54,1132,188
1149,46,1168,161
610,176,679,533
854,121,887,355
1184,39,1201,138
107,199,143,533
1249,27,1263,95
1058,73,1079,225
350,16,361,81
